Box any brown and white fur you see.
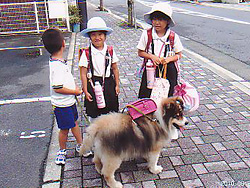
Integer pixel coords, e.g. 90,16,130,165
79,97,188,188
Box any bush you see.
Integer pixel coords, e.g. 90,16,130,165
68,5,82,24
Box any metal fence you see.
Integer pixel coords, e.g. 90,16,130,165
0,1,68,34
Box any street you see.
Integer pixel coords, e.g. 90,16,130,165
88,0,250,81
0,34,71,188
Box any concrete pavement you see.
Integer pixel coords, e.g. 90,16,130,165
42,2,250,188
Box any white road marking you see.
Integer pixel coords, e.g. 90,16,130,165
20,130,47,139
135,0,250,25
0,96,51,105
173,7,250,25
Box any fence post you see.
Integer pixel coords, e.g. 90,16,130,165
34,2,40,33
43,0,49,29
127,0,134,27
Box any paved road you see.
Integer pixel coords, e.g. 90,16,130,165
0,33,71,188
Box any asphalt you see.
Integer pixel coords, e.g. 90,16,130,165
42,2,250,188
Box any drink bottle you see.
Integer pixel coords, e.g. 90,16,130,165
146,61,155,89
94,81,106,108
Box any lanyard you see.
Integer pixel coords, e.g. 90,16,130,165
88,46,111,91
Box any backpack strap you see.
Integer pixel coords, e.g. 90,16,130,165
169,30,175,50
107,45,113,58
141,28,153,70
146,28,153,53
79,48,84,61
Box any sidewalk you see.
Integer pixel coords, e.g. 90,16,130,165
43,3,250,188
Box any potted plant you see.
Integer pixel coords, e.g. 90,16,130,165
68,5,82,32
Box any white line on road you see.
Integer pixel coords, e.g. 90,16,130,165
135,0,250,25
0,96,51,105
173,7,250,25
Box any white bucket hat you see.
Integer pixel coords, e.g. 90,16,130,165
81,17,113,37
144,2,175,27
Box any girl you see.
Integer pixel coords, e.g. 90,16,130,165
79,17,120,119
137,2,183,99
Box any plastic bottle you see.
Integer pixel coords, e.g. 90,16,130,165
146,61,155,89
94,81,106,109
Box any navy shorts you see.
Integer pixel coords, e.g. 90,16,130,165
54,103,78,130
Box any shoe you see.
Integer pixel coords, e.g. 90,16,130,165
82,150,93,158
55,149,66,165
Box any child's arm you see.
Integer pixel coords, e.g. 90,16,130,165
162,52,182,65
111,63,120,96
138,49,162,66
79,66,93,101
54,86,82,96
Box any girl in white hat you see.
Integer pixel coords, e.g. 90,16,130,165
79,17,120,119
137,2,183,98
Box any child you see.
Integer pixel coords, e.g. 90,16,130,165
42,29,83,165
137,2,183,99
79,17,120,119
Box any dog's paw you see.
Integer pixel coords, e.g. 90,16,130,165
113,181,123,188
149,165,163,174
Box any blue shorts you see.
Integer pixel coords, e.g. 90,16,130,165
54,103,78,130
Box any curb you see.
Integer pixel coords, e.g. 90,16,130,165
42,32,77,188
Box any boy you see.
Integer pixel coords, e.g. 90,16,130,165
42,28,83,165
79,17,120,119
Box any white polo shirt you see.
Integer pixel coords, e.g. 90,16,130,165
137,28,183,57
79,43,119,77
49,59,76,107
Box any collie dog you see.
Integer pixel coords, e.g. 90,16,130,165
80,97,188,188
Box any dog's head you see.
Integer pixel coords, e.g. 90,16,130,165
160,97,188,131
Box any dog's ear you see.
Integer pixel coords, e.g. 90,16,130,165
164,101,175,111
176,97,184,108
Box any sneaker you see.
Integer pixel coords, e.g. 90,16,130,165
55,149,67,165
75,144,81,153
82,150,93,158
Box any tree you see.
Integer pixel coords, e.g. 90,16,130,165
100,0,104,11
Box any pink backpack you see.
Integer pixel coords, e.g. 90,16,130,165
126,98,157,120
174,80,199,112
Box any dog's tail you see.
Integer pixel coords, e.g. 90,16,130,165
79,125,96,156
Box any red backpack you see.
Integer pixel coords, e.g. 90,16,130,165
79,46,113,63
79,45,114,79
140,28,175,70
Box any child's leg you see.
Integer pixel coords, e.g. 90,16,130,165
166,62,178,97
59,129,69,150
71,121,82,144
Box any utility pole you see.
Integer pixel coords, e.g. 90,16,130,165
100,0,104,11
77,0,88,30
127,0,134,27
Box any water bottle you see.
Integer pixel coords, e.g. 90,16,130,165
94,81,106,109
146,62,155,89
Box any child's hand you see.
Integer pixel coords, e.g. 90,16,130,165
115,86,120,96
75,86,83,96
162,57,171,65
151,55,162,66
85,92,93,102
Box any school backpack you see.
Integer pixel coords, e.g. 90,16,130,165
139,28,175,74
79,46,113,62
